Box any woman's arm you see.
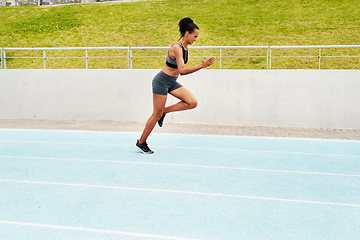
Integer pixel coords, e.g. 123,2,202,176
173,44,215,76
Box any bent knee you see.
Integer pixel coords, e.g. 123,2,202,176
187,99,197,109
152,110,164,120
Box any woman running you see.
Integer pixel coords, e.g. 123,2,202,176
136,17,216,154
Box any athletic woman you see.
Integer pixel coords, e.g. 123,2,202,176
136,17,216,154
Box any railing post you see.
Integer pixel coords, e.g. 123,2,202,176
318,48,321,70
219,48,222,69
128,46,130,69
4,49,7,69
269,47,272,70
130,48,133,69
43,50,46,69
85,49,88,69
1,48,3,69
267,46,269,70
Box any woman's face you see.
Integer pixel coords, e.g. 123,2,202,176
186,28,199,45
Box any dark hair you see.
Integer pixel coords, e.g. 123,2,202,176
179,17,199,38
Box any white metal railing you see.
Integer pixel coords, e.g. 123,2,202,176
1,45,359,70
0,46,268,70
269,45,360,69
1,47,129,70
192,46,269,69
129,46,169,69
130,46,268,69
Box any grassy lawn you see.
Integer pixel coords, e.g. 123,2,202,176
1,0,359,69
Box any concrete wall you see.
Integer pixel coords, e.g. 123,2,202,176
0,69,359,129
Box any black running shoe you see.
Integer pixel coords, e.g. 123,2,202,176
136,140,154,154
158,113,166,127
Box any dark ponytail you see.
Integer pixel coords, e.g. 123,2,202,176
179,17,199,38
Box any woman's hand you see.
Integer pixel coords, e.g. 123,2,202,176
201,57,216,68
175,56,216,76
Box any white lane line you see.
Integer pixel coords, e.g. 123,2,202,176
1,179,360,208
0,220,198,240
0,139,125,147
1,155,360,178
1,139,360,158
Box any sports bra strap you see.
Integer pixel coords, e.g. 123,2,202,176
166,42,188,69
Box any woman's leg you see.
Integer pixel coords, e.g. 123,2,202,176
164,86,197,114
139,93,167,144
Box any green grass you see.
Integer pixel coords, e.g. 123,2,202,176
1,0,360,69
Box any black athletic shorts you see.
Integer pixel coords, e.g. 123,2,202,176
152,71,182,95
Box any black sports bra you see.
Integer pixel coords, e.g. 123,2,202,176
166,42,188,69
